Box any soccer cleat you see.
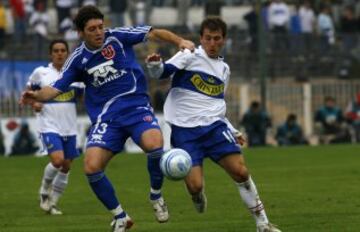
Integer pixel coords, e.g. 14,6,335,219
39,194,51,212
110,215,134,232
257,223,281,232
150,197,169,223
191,190,207,213
49,205,63,215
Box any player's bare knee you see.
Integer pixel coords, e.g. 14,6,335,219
51,157,65,168
84,158,102,174
231,166,249,182
186,180,203,195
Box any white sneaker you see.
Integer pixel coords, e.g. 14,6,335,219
49,205,63,215
191,191,207,213
150,197,169,223
257,223,281,232
39,194,51,212
110,215,134,232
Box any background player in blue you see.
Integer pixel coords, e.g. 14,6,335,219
20,5,195,232
26,39,82,216
146,17,281,232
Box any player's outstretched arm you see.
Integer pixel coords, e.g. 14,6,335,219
147,28,195,51
19,86,61,106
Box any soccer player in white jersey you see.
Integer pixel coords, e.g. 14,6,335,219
26,39,83,215
20,5,195,232
146,17,281,232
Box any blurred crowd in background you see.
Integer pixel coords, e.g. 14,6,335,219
1,0,360,155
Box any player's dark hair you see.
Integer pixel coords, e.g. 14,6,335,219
200,16,227,37
73,5,104,31
49,39,69,53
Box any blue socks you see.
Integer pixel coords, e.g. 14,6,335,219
87,171,120,211
147,148,164,200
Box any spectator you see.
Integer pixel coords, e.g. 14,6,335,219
129,0,152,25
315,96,351,144
340,5,358,52
345,93,360,142
55,0,73,33
241,101,271,147
29,0,49,59
317,5,335,56
10,0,27,45
177,0,191,32
204,0,223,17
268,0,290,52
109,0,127,27
10,122,38,156
59,16,79,51
299,0,315,55
243,4,258,51
289,4,302,57
276,114,307,146
0,0,6,57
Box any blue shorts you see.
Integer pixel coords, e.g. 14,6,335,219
40,133,80,160
86,107,161,154
171,121,242,166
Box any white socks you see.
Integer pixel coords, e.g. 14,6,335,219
40,163,60,195
236,176,269,225
50,171,69,206
40,162,69,207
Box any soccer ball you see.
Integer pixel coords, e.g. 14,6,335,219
160,148,192,181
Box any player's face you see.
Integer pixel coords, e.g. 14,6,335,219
200,28,225,58
50,43,68,67
80,19,105,50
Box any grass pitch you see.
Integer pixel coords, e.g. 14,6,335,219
0,144,359,232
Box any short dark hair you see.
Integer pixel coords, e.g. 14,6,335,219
73,5,104,31
200,17,227,37
49,39,69,53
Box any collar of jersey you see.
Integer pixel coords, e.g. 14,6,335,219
198,46,224,61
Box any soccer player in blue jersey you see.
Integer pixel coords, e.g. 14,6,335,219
146,17,281,232
20,5,194,232
27,39,82,215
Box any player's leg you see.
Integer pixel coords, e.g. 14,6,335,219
85,121,133,231
184,166,207,213
218,154,281,232
39,133,65,212
170,124,206,213
138,128,169,223
49,135,79,215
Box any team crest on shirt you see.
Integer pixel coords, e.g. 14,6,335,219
101,45,115,60
143,115,153,122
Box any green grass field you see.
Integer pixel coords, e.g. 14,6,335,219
1,144,359,232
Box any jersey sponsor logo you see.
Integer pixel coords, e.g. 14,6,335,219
87,60,127,87
101,45,115,60
190,74,224,96
53,89,75,102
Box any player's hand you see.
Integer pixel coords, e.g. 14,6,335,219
179,39,195,52
235,132,246,146
19,90,37,107
31,102,43,112
146,53,162,63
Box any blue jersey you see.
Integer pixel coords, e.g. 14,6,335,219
53,26,152,124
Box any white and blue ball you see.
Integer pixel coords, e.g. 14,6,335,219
160,148,192,180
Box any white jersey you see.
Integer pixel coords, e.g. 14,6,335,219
27,63,83,136
163,46,237,133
